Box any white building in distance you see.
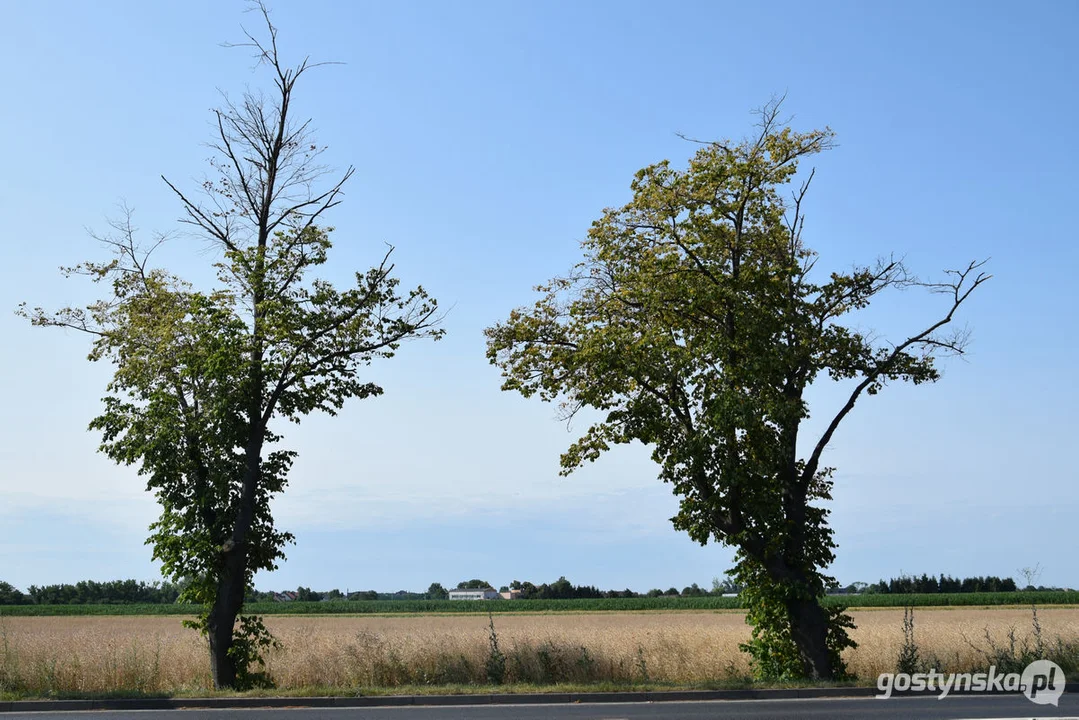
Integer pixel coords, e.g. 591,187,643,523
448,587,500,600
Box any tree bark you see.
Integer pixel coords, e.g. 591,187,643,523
207,434,263,689
786,593,833,680
781,460,836,679
207,590,238,688
207,533,249,688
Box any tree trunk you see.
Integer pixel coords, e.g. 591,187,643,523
786,594,833,680
777,466,835,680
756,551,837,681
207,598,237,688
207,542,247,688
207,440,262,689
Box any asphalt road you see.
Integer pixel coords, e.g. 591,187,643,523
3,696,1078,720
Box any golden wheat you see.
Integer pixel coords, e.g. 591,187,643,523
2,608,1076,694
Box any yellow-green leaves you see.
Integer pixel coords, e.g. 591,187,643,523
486,101,986,681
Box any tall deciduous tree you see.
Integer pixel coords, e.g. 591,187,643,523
21,6,442,688
485,102,988,680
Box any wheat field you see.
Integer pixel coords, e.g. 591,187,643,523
2,608,1077,694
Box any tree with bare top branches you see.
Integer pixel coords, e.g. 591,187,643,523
485,100,989,680
20,4,443,688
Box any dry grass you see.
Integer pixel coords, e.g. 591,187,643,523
2,608,1077,695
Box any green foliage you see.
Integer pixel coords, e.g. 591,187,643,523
296,587,322,602
457,579,493,589
426,583,449,600
23,580,179,605
736,559,856,680
350,591,380,601
509,577,603,600
876,573,1020,594
831,591,1079,608
227,615,279,690
0,583,28,606
712,576,744,595
485,99,988,679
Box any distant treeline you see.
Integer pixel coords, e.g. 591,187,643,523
0,579,181,605
867,574,1062,594
424,577,728,601
2,573,1070,606
0,576,732,605
507,577,718,600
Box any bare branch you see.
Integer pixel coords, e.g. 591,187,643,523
802,260,991,485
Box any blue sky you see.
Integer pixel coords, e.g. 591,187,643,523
1,1,1076,594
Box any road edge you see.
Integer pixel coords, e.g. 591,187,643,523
3,685,1079,712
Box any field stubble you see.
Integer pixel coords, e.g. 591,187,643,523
1,608,1077,695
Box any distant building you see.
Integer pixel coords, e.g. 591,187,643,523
448,587,500,600
500,589,522,600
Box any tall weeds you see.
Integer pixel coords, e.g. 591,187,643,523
962,604,1079,676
